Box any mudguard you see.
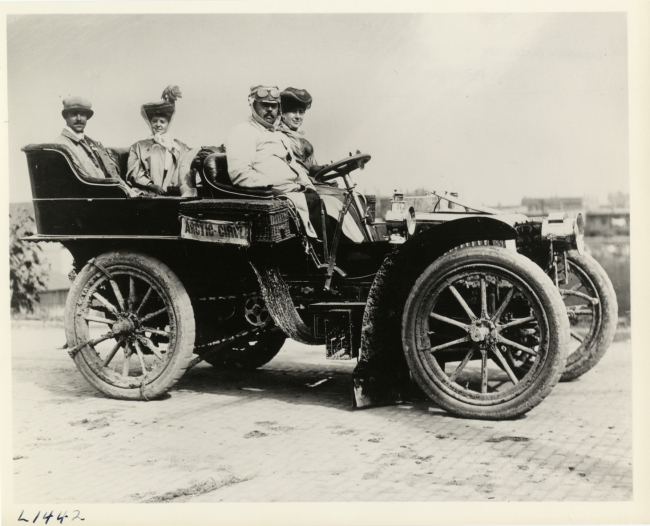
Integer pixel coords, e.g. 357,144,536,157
248,260,321,346
353,217,518,408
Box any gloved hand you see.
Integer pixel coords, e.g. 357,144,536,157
148,184,165,195
309,164,325,180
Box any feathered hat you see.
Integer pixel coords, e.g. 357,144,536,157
141,86,182,122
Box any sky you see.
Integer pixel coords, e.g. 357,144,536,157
7,12,628,206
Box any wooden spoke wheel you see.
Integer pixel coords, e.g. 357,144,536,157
402,246,569,420
557,251,618,381
204,328,286,370
65,251,195,400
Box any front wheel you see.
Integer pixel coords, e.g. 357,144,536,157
559,251,618,381
65,251,195,400
402,246,569,420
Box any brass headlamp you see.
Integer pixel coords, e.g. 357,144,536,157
541,212,585,254
386,192,416,244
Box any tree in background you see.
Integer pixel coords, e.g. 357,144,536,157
9,208,49,314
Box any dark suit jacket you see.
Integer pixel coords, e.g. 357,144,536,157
54,128,121,179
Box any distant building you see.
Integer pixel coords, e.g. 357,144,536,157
37,272,71,319
10,202,73,318
518,196,629,236
521,197,586,215
584,209,630,237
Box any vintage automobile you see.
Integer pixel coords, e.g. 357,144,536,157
408,192,618,382
23,142,584,420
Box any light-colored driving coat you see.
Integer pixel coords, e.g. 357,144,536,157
226,117,314,193
226,116,320,237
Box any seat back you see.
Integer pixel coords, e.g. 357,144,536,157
22,143,126,200
195,148,275,200
204,152,232,186
106,147,130,181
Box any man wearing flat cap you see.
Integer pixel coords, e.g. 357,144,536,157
54,96,121,180
225,85,321,238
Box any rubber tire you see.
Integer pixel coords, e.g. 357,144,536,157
402,246,569,420
204,329,286,370
560,251,618,381
65,250,195,400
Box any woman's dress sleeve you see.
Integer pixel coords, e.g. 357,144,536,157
126,142,151,188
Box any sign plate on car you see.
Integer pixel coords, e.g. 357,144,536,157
180,215,250,246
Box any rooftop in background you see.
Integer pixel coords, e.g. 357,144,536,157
522,196,587,214
586,208,630,216
511,196,629,237
519,192,629,215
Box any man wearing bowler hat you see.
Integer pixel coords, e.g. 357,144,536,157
54,96,121,180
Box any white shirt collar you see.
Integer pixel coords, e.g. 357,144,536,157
64,126,85,141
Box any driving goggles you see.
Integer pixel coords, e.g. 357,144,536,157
250,86,281,101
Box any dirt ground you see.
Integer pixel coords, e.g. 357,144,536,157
10,321,632,503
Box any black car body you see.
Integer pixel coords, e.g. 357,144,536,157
23,143,585,420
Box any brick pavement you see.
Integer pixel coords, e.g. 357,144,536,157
10,322,632,503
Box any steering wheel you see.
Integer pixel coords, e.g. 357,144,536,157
313,152,371,182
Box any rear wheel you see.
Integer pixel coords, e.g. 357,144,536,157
203,329,286,370
402,246,568,420
65,251,195,400
558,251,618,381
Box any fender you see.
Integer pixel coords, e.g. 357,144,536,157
406,215,517,253
248,261,321,346
380,216,518,303
352,216,518,408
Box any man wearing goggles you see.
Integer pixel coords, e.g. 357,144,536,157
225,85,321,238
252,86,281,100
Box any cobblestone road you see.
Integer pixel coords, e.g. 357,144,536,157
10,322,632,503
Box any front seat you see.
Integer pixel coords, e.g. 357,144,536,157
197,148,276,200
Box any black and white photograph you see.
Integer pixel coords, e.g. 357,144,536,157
3,2,648,525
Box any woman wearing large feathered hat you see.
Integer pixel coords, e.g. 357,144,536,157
126,86,197,197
